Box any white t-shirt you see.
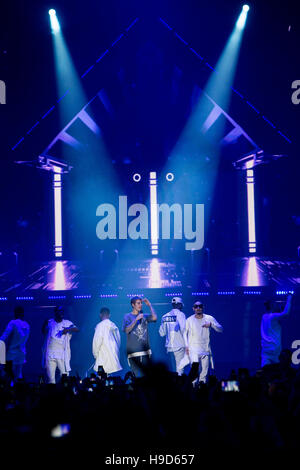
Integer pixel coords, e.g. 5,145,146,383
46,319,73,360
185,314,223,355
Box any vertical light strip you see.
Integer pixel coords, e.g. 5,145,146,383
53,167,63,257
149,258,161,288
149,171,158,255
54,261,66,290
246,160,256,254
246,256,259,286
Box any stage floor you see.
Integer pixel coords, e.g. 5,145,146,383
0,257,299,298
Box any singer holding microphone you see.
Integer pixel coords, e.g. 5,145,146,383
122,297,157,377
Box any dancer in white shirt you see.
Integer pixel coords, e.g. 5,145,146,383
0,306,30,380
261,294,292,367
93,307,122,375
159,297,188,375
42,306,79,384
185,301,223,383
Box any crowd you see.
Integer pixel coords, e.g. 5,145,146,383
0,355,299,458
0,293,297,458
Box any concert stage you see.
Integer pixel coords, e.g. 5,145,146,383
0,0,299,384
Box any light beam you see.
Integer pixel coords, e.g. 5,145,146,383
49,9,60,34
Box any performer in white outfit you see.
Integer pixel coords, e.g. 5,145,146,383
0,306,30,380
159,297,188,375
261,294,292,367
42,306,79,384
185,301,223,383
93,307,122,375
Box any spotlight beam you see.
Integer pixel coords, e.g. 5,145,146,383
49,9,60,34
237,5,250,30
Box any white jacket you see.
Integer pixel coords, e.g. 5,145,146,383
159,309,186,351
93,319,122,374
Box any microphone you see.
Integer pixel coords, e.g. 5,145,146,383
137,309,143,324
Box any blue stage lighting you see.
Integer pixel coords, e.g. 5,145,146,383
165,293,183,297
276,290,294,295
243,291,262,295
73,295,92,299
16,296,34,301
191,292,210,296
127,293,144,298
217,291,236,295
99,294,118,298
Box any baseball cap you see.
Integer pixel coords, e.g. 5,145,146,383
172,297,183,306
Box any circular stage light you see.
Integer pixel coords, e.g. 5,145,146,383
49,9,56,16
243,5,250,11
133,173,141,182
166,172,174,182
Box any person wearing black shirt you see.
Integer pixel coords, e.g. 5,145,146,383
122,297,157,377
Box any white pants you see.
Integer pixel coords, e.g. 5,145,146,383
46,358,68,384
168,348,186,375
190,352,210,383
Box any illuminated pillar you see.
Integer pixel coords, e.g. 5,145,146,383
53,166,63,257
149,171,158,255
246,160,256,254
